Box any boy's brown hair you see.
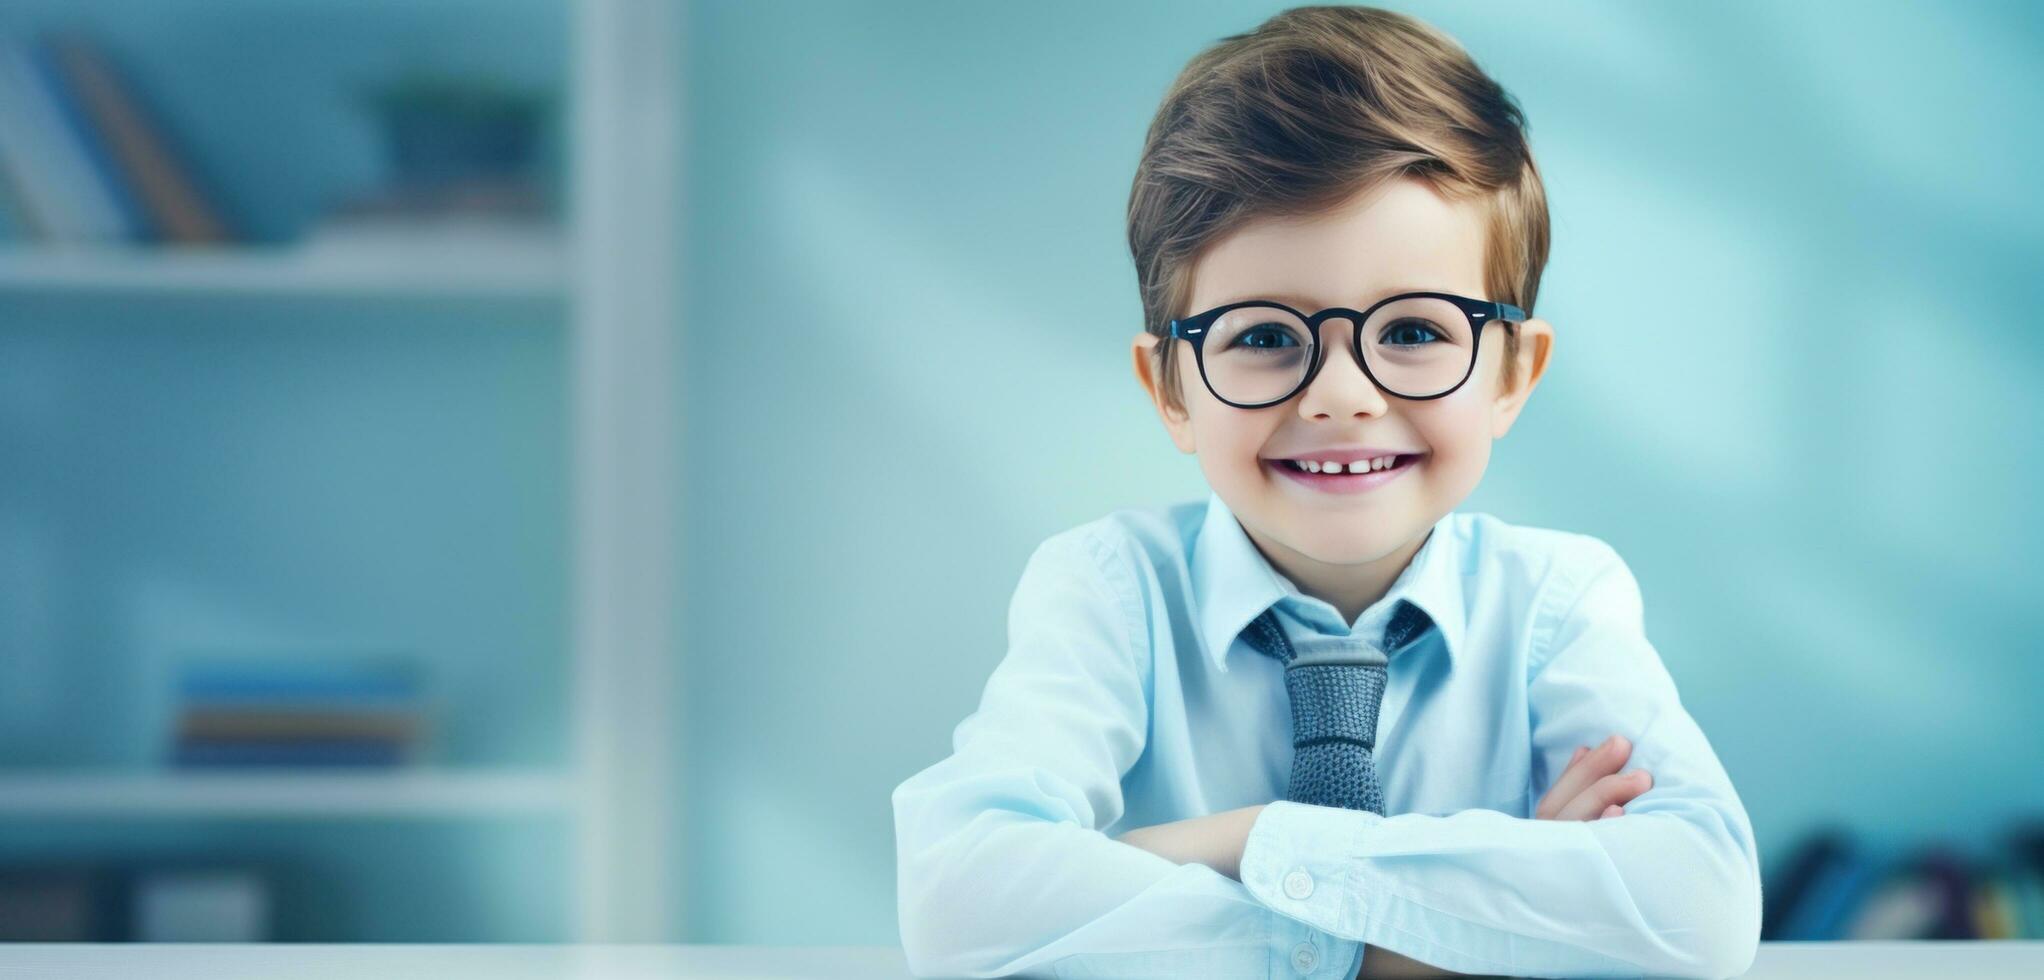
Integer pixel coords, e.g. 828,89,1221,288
1128,4,1549,414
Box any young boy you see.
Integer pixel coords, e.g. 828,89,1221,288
893,6,1760,978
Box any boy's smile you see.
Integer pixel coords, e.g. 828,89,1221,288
1265,449,1425,495
1134,175,1554,624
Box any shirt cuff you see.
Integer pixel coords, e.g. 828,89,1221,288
1264,906,1364,979
1241,799,1382,939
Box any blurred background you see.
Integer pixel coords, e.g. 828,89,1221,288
0,0,2039,948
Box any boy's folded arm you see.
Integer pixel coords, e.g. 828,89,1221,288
1238,543,1763,980
893,530,1351,979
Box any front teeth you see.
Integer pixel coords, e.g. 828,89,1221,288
1297,456,1401,473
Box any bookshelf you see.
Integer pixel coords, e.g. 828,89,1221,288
0,0,678,944
0,770,572,818
0,241,566,299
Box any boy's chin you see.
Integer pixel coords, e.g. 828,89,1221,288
1268,521,1417,565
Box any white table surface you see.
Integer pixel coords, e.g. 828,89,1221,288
0,941,2038,978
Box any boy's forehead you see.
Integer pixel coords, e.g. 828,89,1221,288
1190,178,1488,310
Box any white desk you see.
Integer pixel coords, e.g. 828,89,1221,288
0,941,2037,978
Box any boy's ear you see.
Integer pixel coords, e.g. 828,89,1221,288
1490,317,1554,439
1132,332,1198,454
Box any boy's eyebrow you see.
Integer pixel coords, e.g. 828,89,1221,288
1220,286,1438,311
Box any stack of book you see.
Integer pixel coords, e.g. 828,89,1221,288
1762,821,2044,940
303,69,556,254
0,32,235,245
0,864,269,941
169,657,429,769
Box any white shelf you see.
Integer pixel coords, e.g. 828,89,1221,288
0,769,576,818
0,239,568,300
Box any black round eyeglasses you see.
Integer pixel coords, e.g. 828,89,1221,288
1168,291,1527,407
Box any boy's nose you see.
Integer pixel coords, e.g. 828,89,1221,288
1295,319,1392,418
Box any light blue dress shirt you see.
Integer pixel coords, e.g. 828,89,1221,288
892,491,1762,979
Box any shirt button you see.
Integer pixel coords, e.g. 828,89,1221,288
1290,941,1319,974
1283,868,1314,900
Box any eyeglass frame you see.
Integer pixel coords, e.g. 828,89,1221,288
1167,290,1529,407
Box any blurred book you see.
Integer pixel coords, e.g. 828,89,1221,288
0,37,125,242
1773,830,1888,941
295,181,561,282
1763,822,2044,941
298,207,559,262
0,867,117,941
1838,847,1978,940
325,175,548,223
294,68,557,258
1972,866,2024,940
2016,864,2044,940
168,655,429,769
0,133,43,240
132,868,269,942
2012,821,2044,938
0,864,271,941
1842,860,1944,940
1761,826,1849,940
0,31,235,245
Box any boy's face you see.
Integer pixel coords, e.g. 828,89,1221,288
1133,176,1553,608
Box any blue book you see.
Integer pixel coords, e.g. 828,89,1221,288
0,168,21,240
31,34,147,241
0,39,75,238
0,38,123,240
2014,866,2044,939
176,658,423,704
1774,835,1877,940
1921,850,1981,939
1762,828,1850,939
1801,851,1886,940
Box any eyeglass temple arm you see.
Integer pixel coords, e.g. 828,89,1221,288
1477,301,1529,323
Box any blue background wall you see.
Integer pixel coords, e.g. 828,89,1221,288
678,0,2044,943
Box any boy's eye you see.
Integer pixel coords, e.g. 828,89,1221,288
1230,325,1302,350
1380,319,1445,347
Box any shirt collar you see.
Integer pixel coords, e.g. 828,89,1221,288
1189,488,1464,674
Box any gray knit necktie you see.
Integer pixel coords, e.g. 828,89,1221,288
1241,598,1435,814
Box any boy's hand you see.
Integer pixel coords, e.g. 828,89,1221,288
1534,734,1652,821
1351,737,1656,978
